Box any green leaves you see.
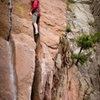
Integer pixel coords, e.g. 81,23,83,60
66,24,71,32
71,52,91,65
76,34,93,50
88,21,94,26
72,32,100,66
90,32,100,43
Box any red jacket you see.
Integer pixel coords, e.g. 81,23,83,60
32,0,40,17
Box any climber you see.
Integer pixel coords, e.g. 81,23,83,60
30,0,40,36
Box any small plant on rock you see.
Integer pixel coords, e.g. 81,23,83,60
71,33,99,66
66,24,71,32
88,21,94,26
72,52,92,65
90,32,100,43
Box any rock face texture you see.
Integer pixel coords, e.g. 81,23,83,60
0,0,66,100
52,0,100,100
31,0,66,100
11,34,36,100
0,38,16,100
91,0,100,32
0,0,100,100
0,0,36,100
66,0,100,100
0,1,9,39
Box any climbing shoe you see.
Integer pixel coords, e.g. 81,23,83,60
34,33,39,37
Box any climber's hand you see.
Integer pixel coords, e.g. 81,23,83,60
29,12,32,16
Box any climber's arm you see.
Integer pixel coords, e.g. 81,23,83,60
29,12,32,16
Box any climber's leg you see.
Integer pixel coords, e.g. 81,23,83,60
33,22,39,34
37,16,40,24
32,12,39,36
37,16,40,32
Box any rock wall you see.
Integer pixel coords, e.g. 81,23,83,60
91,0,100,32
0,38,16,100
0,0,100,100
31,0,66,100
52,0,100,100
0,1,9,39
67,0,100,99
0,0,66,100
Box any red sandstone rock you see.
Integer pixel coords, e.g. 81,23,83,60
0,0,66,100
11,34,36,100
40,0,66,47
0,2,9,39
67,66,84,100
31,0,66,100
0,38,16,100
32,43,54,100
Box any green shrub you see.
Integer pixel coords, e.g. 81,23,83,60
88,21,94,26
76,34,94,50
71,52,91,65
91,32,100,43
72,33,98,66
93,49,96,52
66,1,71,7
66,24,71,32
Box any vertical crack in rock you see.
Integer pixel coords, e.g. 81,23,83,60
31,37,54,100
30,0,66,99
51,37,71,100
8,1,17,99
31,40,42,100
7,0,12,41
